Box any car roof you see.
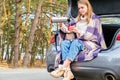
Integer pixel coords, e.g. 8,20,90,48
68,0,120,17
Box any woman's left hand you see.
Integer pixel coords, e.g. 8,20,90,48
69,26,80,33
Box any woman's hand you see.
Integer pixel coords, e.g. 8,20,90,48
68,26,80,33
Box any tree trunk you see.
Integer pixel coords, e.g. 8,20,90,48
1,33,5,62
30,52,36,67
25,0,31,27
9,46,14,64
23,4,42,67
0,2,2,61
13,0,22,68
0,2,2,28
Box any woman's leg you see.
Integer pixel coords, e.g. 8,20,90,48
62,39,84,68
50,40,71,78
66,39,84,61
60,40,71,61
50,39,83,79
62,39,84,80
62,59,74,80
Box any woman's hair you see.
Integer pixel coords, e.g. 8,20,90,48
77,0,93,24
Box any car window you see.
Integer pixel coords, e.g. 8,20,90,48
100,17,120,24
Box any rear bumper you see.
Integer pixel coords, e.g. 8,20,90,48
71,62,120,80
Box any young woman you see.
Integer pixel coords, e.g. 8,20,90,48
50,0,107,80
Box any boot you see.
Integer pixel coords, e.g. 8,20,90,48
50,65,65,78
63,68,74,80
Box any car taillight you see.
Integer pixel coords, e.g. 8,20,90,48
117,32,120,40
50,34,55,44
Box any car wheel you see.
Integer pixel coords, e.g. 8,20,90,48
104,74,116,80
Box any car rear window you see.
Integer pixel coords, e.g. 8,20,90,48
100,17,120,24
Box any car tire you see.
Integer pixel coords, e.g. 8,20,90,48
104,74,116,80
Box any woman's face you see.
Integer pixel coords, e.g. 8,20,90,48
78,3,88,16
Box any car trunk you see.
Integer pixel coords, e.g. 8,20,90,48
67,0,120,17
102,24,120,49
67,0,120,49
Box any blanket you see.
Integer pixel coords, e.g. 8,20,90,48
54,14,107,68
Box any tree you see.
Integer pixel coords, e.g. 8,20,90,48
13,0,22,68
0,0,67,68
23,3,42,67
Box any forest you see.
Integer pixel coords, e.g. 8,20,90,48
0,0,68,68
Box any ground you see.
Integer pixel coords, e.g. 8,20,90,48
0,60,46,69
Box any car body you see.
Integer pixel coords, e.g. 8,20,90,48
46,0,120,80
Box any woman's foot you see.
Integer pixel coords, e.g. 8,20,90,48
50,65,65,78
63,68,74,80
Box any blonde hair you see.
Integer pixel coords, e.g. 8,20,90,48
77,0,93,24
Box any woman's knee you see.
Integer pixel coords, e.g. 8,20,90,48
72,39,83,46
72,39,79,44
60,40,70,47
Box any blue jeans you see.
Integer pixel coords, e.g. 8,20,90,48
60,39,84,61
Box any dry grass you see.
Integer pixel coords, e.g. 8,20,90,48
0,60,46,69
0,60,9,69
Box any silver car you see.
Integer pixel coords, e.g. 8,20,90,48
46,0,120,80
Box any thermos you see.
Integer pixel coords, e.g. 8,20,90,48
50,17,70,23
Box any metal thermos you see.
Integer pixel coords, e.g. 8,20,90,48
50,17,70,23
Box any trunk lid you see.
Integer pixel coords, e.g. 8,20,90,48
67,0,120,17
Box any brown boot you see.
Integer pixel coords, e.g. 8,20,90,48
63,68,74,80
50,65,65,78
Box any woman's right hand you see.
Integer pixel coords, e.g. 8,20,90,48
68,25,75,31
68,26,80,33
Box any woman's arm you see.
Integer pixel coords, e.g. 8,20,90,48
60,23,72,33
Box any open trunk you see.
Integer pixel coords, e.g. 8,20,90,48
67,0,120,18
67,0,120,49
102,24,120,49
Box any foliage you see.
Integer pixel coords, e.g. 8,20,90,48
58,0,67,3
0,0,67,68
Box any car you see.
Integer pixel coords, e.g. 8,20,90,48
46,0,120,80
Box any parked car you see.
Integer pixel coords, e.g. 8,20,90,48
46,0,120,80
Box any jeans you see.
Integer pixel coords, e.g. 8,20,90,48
60,39,84,61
